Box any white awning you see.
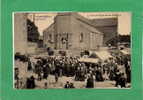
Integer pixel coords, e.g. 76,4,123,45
94,51,112,61
78,58,99,63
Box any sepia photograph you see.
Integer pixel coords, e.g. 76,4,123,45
13,12,131,89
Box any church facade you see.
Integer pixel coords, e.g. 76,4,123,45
43,13,117,54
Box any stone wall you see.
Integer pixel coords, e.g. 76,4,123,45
14,13,27,54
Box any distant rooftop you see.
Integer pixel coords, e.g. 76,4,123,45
90,18,118,27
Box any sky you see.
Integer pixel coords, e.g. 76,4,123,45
28,12,131,36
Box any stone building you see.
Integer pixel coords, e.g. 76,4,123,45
90,18,118,45
43,13,117,54
14,13,28,54
14,13,39,55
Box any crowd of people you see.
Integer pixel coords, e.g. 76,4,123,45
14,53,131,89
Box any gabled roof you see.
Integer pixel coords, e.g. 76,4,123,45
54,13,103,34
70,13,117,34
56,12,117,28
72,13,104,34
71,13,117,28
44,13,118,34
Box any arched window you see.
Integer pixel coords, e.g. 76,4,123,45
49,34,52,40
80,33,83,42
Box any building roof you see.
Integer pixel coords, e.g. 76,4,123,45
44,13,118,35
90,18,118,27
73,13,103,34
56,13,117,33
57,12,117,28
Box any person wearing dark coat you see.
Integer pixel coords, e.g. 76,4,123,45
86,74,94,88
26,76,36,89
95,67,103,81
27,60,32,71
119,73,126,88
125,61,131,83
115,70,121,87
75,67,80,81
69,83,75,88
64,81,70,88
55,72,59,83
37,66,42,81
43,64,50,79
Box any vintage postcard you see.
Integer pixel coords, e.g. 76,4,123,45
13,12,131,89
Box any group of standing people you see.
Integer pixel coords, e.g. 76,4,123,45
15,54,131,89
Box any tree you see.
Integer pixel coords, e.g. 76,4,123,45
27,19,40,42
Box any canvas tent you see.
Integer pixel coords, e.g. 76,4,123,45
78,58,99,63
94,51,113,61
